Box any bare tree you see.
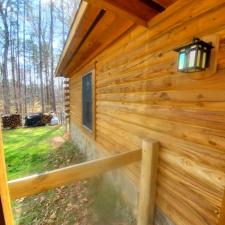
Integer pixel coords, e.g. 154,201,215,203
61,0,65,44
38,0,44,112
16,0,22,114
50,0,56,112
0,0,79,116
0,0,11,114
9,8,18,112
23,0,27,114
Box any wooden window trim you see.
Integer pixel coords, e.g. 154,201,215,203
81,68,96,139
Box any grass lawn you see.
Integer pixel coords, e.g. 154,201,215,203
3,126,64,180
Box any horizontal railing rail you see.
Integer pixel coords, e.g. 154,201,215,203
8,149,142,200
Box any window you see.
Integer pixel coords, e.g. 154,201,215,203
82,72,93,131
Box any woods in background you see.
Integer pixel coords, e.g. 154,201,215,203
0,0,80,116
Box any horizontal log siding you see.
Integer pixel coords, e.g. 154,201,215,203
69,2,225,224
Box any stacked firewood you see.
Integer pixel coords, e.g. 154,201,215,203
2,114,22,129
42,113,52,125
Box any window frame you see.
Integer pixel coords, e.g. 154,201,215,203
81,69,95,137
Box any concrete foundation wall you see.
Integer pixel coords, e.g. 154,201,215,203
70,123,139,212
70,122,174,225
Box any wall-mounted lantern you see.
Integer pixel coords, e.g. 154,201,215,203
175,38,214,73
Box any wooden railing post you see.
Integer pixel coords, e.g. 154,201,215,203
137,139,159,225
0,127,14,225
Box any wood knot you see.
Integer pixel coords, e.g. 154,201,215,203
160,92,170,100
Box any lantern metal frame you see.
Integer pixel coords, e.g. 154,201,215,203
175,38,214,73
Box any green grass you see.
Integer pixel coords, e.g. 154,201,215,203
3,126,64,180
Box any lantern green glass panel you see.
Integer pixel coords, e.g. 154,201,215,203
178,50,186,70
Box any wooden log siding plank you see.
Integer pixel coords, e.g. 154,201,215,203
97,90,225,103
98,99,225,114
96,71,225,95
156,189,193,225
96,45,175,78
96,54,177,87
97,113,225,169
96,109,225,151
96,131,132,152
96,119,142,145
96,101,225,131
96,115,225,189
159,166,220,222
96,132,130,153
218,191,225,225
96,55,172,82
157,184,213,225
9,149,141,200
159,177,219,225
159,163,222,210
161,147,225,192
96,26,148,66
97,118,225,185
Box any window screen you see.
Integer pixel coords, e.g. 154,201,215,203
82,72,93,131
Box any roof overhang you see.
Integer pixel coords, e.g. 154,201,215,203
55,0,177,77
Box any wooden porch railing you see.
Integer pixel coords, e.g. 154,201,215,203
2,139,159,225
8,149,142,200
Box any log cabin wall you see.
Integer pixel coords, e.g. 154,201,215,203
69,1,225,224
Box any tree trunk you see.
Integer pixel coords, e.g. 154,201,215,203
16,0,22,114
0,3,11,114
10,15,18,113
50,0,56,112
23,1,27,114
61,0,65,44
39,0,45,113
